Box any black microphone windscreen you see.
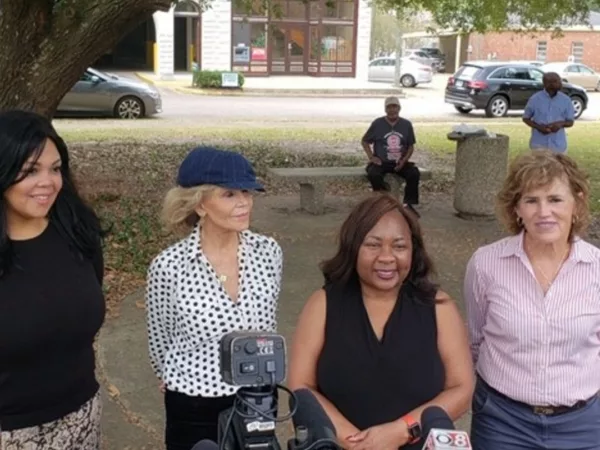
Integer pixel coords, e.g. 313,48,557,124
290,388,337,435
190,439,219,450
421,405,455,436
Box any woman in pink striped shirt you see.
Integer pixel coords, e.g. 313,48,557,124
464,150,600,450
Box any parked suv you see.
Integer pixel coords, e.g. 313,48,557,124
444,61,588,119
420,47,446,72
405,49,441,72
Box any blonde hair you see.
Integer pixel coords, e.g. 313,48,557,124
496,150,590,238
160,184,216,235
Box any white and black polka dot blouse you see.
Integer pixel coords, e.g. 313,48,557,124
145,225,283,397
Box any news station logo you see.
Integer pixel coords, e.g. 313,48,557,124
425,430,472,449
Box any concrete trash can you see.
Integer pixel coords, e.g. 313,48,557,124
447,132,510,219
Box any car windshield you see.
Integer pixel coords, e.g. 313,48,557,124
455,65,482,80
89,68,113,80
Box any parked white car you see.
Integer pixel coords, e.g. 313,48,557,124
368,57,433,87
541,62,600,91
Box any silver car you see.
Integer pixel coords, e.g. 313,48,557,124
57,68,162,119
368,57,433,87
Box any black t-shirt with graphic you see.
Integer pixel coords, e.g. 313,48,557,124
362,117,416,163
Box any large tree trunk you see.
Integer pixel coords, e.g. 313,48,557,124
0,0,173,118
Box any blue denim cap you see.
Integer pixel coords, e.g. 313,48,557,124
177,146,264,191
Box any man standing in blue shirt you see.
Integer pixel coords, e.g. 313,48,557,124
522,72,575,153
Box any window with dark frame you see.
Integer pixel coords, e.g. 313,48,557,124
536,41,547,62
571,41,584,63
232,0,358,76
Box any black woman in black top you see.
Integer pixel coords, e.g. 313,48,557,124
0,111,105,450
288,194,474,449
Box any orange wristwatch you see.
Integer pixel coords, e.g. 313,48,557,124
401,414,422,444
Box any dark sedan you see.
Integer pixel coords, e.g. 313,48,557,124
444,61,588,119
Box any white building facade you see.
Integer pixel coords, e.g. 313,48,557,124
151,0,372,80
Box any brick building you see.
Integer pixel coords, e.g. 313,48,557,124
402,12,600,73
468,29,600,71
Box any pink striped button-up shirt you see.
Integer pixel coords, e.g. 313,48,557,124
464,231,600,407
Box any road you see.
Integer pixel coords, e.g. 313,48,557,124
154,77,600,124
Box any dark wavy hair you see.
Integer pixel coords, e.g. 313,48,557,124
320,193,438,303
0,110,103,278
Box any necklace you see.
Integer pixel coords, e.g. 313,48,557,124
531,245,570,287
218,274,228,283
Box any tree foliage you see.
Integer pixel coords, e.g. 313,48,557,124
370,8,431,57
376,0,600,33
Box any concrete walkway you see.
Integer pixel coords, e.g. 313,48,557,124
134,72,403,97
98,192,508,449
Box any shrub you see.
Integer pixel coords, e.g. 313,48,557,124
192,70,245,89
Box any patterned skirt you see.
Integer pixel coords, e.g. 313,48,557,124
0,391,102,450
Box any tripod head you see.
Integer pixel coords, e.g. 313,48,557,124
217,331,294,450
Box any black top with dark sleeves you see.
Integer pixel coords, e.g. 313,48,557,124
362,117,416,164
316,281,445,449
0,222,105,431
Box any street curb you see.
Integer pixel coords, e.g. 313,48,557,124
133,72,405,98
134,72,156,85
171,86,406,98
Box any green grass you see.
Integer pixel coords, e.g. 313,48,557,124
59,121,600,210
415,122,600,212
415,121,600,156
55,123,366,143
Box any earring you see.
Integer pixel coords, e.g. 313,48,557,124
572,215,579,225
517,216,523,227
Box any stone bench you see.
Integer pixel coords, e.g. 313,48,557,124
267,166,432,215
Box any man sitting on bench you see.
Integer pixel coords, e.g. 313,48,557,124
361,96,421,217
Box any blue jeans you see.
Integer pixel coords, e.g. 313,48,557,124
471,377,600,450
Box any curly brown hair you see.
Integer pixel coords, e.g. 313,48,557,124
496,150,590,238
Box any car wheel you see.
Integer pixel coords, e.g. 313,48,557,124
596,80,600,92
114,96,145,119
400,74,416,87
571,96,584,119
485,95,509,118
455,106,473,114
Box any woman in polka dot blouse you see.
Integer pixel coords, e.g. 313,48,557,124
145,147,283,450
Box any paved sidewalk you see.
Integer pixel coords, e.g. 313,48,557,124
99,192,510,449
134,72,403,97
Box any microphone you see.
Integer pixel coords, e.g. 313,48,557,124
191,440,219,450
288,388,342,449
420,406,472,450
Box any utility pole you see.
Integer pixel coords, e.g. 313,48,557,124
393,7,404,88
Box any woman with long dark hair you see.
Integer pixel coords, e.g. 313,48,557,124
0,110,105,450
288,194,474,449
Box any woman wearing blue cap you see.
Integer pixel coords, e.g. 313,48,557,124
145,146,283,450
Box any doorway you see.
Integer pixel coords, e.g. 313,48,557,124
270,24,307,74
174,0,201,71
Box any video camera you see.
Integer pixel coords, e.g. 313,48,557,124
216,331,341,450
217,331,290,450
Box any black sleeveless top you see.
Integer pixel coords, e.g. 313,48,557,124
316,281,445,446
